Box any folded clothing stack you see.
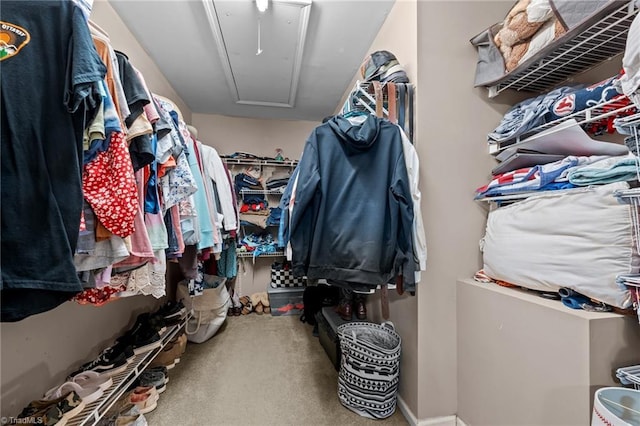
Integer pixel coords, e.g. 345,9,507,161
266,170,292,191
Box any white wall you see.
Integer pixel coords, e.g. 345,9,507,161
414,1,520,421
192,113,318,160
91,0,192,123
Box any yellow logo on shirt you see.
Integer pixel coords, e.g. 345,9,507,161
0,21,30,61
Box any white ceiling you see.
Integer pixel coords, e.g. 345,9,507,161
110,0,395,121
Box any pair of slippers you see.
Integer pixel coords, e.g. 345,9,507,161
250,292,271,315
238,295,253,315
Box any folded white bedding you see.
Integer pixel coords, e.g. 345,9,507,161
482,181,638,308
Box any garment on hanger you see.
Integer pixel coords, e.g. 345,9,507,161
1,0,107,322
2,2,240,316
91,34,130,123
289,114,417,291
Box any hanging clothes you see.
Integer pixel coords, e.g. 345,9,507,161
289,114,417,292
1,0,106,322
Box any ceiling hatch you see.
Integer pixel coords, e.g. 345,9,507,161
202,0,312,108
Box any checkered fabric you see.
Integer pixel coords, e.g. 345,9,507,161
270,267,306,288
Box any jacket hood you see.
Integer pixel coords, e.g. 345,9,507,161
328,115,380,153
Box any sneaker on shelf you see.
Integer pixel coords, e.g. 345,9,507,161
105,340,136,363
134,312,166,335
43,381,103,405
155,300,187,326
137,370,167,394
175,333,187,358
16,391,85,426
68,347,129,379
129,330,162,355
115,409,148,426
122,386,159,415
116,313,164,355
148,338,182,370
144,366,169,384
69,371,113,391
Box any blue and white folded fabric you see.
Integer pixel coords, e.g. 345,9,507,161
476,156,579,198
567,154,640,185
488,85,580,143
545,72,625,122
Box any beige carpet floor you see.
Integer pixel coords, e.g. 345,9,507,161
145,314,408,426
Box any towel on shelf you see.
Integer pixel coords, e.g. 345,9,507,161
567,154,640,185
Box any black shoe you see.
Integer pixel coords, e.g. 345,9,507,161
131,312,166,335
106,340,135,363
155,300,187,325
68,347,128,378
117,328,161,355
116,313,163,355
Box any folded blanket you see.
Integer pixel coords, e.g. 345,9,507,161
567,154,640,185
488,85,579,143
546,73,625,121
240,212,269,229
266,179,290,190
476,156,579,197
544,72,637,135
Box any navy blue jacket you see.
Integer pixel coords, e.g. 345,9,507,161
290,115,415,287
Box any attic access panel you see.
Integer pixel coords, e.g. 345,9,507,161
203,0,312,108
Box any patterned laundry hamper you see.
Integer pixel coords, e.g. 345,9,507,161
337,321,402,419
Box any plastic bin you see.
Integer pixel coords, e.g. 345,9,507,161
592,387,640,426
267,286,304,316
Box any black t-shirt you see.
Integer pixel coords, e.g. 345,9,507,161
115,50,154,171
1,0,107,322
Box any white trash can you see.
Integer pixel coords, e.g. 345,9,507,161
591,387,640,426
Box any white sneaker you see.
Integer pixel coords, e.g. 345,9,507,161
44,381,103,405
69,370,113,391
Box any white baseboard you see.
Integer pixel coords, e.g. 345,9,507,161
456,418,469,426
396,398,459,426
419,416,457,426
397,396,420,426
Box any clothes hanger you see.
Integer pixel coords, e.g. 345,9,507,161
153,93,184,122
88,19,109,38
342,110,367,119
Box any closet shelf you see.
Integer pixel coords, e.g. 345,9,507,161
237,250,285,258
222,158,298,168
489,97,638,154
616,365,640,390
239,188,285,195
486,1,638,98
67,320,187,426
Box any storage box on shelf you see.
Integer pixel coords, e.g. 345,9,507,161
477,1,638,98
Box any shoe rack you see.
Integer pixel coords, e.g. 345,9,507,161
66,318,188,426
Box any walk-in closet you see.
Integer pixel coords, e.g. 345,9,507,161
2,1,640,425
